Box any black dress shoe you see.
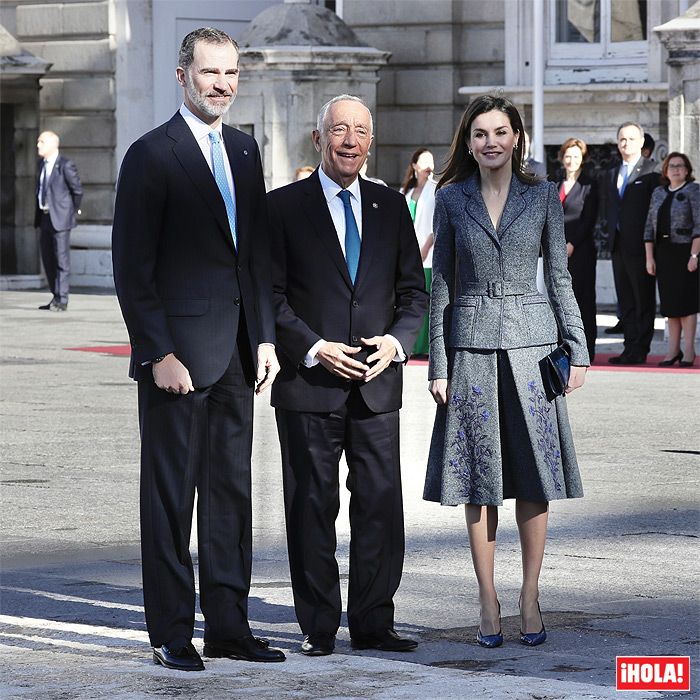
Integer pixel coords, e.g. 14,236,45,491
607,352,628,364
616,353,646,365
351,628,418,652
203,634,286,662
152,642,205,671
38,300,56,310
604,322,624,335
300,634,335,656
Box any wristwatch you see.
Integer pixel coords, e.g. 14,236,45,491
152,355,168,364
691,253,699,260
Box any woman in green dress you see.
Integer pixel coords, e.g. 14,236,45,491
401,148,436,357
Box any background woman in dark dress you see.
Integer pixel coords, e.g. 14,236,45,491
644,152,700,367
557,138,598,363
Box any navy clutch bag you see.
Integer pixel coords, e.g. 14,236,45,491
539,344,570,401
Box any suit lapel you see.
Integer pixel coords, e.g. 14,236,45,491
354,178,379,289
167,112,235,253
497,174,527,239
300,171,353,289
47,155,63,190
463,175,500,249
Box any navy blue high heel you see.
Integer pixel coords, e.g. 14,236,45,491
476,601,503,648
519,600,547,646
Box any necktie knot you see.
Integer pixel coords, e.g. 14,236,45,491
208,131,220,145
338,189,351,206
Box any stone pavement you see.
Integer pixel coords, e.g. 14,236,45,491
0,290,698,699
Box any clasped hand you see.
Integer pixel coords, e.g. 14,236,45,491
317,336,396,382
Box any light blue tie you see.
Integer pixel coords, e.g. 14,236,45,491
619,163,630,197
208,131,237,248
338,189,360,284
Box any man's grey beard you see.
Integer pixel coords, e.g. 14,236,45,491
186,78,236,119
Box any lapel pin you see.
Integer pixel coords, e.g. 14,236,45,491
242,149,248,156
372,202,378,209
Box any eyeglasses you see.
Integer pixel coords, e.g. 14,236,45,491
667,163,687,169
327,124,371,140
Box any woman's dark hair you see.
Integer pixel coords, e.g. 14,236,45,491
437,94,538,189
401,147,431,194
661,152,695,184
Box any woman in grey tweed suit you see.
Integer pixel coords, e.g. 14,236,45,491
424,95,589,648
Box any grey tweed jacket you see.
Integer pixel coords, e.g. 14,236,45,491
429,173,589,379
643,181,700,245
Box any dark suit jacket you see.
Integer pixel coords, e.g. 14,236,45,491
602,157,661,255
557,173,598,251
111,111,275,388
268,170,428,414
34,155,83,231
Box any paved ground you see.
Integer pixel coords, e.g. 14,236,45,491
0,290,698,699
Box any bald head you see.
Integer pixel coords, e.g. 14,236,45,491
37,131,60,159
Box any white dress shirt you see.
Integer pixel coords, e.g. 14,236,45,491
38,152,59,209
179,103,235,197
617,156,640,192
303,166,406,367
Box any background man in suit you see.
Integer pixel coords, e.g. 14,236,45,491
35,131,82,311
112,27,284,671
602,122,661,364
268,95,428,657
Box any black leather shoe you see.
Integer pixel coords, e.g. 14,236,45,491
38,300,55,310
351,629,418,652
300,634,335,656
203,635,286,662
604,322,624,335
607,352,628,364
616,353,646,365
152,642,205,671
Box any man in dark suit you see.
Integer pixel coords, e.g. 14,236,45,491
268,95,428,657
35,131,82,311
602,122,661,364
112,27,284,671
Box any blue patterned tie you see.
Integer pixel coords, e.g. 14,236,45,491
338,189,360,283
208,131,237,248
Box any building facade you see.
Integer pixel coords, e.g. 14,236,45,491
0,0,696,289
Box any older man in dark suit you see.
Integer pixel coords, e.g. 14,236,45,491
35,131,82,311
268,95,428,657
602,121,661,364
112,27,284,671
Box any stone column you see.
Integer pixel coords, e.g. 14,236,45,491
654,3,700,158
236,0,389,190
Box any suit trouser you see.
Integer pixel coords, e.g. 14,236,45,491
39,213,70,304
568,247,597,363
611,248,656,356
137,338,254,647
276,387,404,639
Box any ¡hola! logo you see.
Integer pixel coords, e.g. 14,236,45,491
616,656,690,692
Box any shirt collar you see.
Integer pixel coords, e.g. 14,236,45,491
622,157,641,172
44,152,59,168
180,103,222,142
318,165,361,205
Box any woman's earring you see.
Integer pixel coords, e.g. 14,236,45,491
468,149,473,156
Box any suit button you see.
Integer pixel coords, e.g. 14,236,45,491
237,264,242,271
234,297,240,306
351,335,358,343
352,300,359,308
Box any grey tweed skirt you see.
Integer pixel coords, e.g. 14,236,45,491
424,345,584,506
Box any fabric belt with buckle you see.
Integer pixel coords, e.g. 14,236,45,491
460,280,538,298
